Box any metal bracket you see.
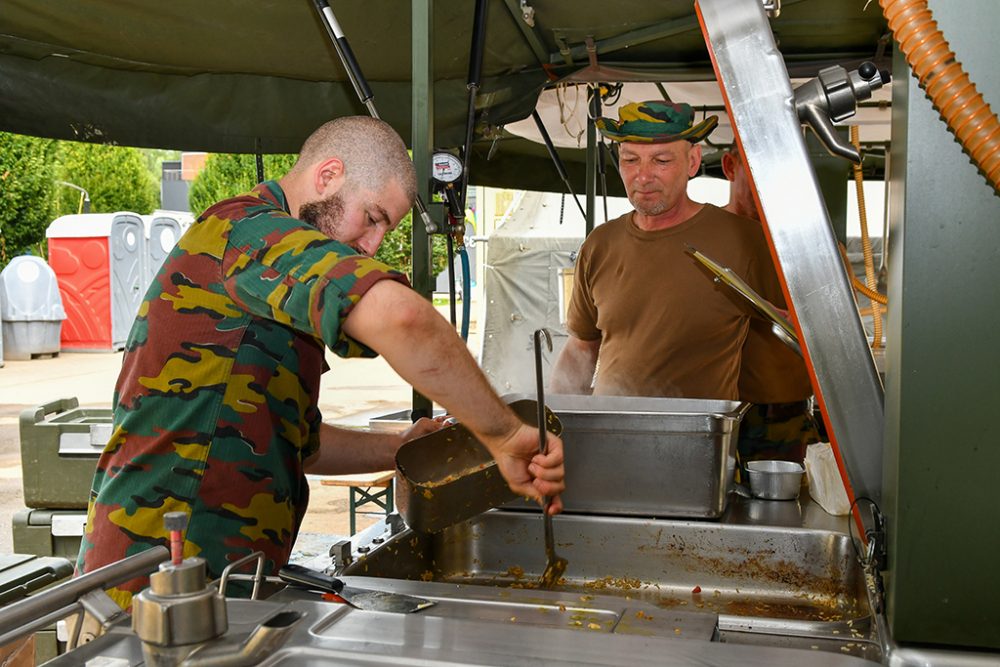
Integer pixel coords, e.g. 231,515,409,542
519,0,535,27
864,503,888,571
78,589,128,632
329,540,353,570
386,513,406,536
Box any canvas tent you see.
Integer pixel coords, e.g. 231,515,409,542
0,1,890,192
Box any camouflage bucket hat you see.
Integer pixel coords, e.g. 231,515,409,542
596,100,718,144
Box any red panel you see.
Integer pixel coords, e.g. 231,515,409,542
48,238,113,350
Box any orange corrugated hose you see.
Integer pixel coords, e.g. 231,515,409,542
880,0,1000,194
837,243,888,306
849,126,884,348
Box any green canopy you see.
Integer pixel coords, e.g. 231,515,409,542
0,0,888,192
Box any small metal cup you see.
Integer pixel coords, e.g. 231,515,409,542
746,460,804,500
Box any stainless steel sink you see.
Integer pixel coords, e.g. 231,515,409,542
344,508,880,660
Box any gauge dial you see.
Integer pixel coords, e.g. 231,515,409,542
431,152,464,183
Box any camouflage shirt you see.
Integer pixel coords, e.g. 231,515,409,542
76,181,408,609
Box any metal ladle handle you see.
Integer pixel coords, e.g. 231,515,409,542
533,328,553,456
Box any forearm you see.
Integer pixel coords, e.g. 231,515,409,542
549,337,599,394
304,424,402,475
344,281,521,452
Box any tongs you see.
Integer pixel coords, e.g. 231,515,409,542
685,245,802,357
534,328,567,588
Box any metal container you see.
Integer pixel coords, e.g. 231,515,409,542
504,394,748,519
395,399,561,534
20,397,111,509
343,507,873,647
746,460,804,501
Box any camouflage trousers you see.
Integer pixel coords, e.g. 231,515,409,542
735,401,821,484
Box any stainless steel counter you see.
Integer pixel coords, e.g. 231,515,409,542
44,497,886,665
52,593,880,666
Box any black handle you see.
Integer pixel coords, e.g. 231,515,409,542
278,563,345,595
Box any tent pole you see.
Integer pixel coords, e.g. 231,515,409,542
409,0,435,420
585,86,599,236
531,111,586,220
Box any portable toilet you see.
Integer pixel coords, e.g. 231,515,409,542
46,212,146,351
0,256,66,360
152,209,194,236
142,214,183,292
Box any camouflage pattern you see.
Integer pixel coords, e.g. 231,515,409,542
76,181,408,610
735,402,821,484
596,100,718,144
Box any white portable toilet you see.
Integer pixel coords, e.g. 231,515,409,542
142,214,183,292
0,256,66,360
46,212,146,351
152,209,194,236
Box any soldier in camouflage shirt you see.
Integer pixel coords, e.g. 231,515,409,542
77,117,566,610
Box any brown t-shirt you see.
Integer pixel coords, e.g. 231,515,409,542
567,205,783,400
738,316,814,404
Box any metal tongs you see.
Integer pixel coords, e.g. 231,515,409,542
534,328,567,588
686,245,802,357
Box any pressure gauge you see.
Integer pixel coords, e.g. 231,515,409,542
431,152,464,183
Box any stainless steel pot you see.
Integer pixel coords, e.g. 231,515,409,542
746,460,804,500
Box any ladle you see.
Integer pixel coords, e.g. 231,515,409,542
534,328,567,588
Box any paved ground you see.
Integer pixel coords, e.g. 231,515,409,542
0,307,477,559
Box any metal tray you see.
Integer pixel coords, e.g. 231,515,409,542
503,394,749,519
395,399,561,534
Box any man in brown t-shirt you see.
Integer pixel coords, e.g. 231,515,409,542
722,146,821,470
550,101,785,401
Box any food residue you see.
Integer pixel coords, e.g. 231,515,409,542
585,575,644,591
691,585,702,594
420,570,434,581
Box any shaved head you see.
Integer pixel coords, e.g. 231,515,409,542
290,116,417,204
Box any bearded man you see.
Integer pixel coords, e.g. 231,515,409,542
77,117,566,609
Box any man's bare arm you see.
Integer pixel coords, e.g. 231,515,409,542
549,335,601,394
304,419,443,476
342,279,565,508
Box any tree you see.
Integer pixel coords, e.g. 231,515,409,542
374,212,449,280
54,141,158,217
0,132,57,265
188,153,297,216
189,153,447,280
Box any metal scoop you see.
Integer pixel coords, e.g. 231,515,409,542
279,564,434,614
534,328,567,588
